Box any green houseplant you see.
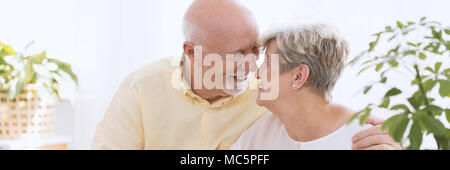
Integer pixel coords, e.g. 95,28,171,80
0,42,77,105
0,42,77,139
348,17,450,150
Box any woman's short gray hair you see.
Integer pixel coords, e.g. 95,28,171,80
259,23,350,100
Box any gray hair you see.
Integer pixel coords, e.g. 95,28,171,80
259,23,350,101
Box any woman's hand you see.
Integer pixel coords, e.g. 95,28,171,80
351,116,402,150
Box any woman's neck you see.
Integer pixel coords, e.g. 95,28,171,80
268,89,351,142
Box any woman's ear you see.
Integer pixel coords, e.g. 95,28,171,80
291,64,310,90
183,41,195,60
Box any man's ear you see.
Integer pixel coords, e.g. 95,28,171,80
291,64,310,90
183,41,195,60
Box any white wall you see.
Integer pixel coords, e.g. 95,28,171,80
0,0,448,149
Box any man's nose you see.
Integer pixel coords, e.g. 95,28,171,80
244,51,258,72
256,67,261,80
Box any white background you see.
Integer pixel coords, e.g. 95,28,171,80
0,0,449,149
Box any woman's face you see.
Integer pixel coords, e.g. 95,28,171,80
256,40,294,107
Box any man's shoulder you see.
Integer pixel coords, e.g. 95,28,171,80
125,57,179,87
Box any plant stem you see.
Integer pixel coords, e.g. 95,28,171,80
413,64,441,149
413,65,431,108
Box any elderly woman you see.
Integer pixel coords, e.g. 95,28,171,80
230,23,373,150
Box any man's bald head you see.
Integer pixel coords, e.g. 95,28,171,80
181,0,260,101
182,0,259,52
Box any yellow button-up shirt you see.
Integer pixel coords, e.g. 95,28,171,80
91,57,268,150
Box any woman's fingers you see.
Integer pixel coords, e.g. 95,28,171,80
365,115,385,126
361,144,395,150
352,125,401,150
352,125,388,143
352,134,395,150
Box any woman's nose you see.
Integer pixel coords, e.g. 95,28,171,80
247,58,257,73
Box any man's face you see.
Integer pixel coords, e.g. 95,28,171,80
194,25,260,97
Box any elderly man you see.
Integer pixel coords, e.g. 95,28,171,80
91,0,400,150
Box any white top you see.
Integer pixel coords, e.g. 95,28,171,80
229,112,371,150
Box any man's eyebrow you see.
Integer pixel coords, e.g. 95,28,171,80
232,44,259,54
228,49,244,55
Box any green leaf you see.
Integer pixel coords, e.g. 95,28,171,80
423,79,437,92
363,85,372,94
403,50,417,56
434,62,442,72
369,35,380,51
408,96,420,110
371,31,385,37
418,114,447,136
426,105,443,116
379,97,390,108
347,109,364,124
380,77,387,84
7,78,24,100
385,88,402,97
388,35,397,41
48,59,78,85
444,68,450,74
418,52,427,60
397,21,404,29
434,135,449,150
425,67,434,73
0,42,16,55
444,29,450,35
420,17,427,22
385,26,394,32
408,121,423,150
438,80,450,97
407,42,416,47
412,91,425,107
431,28,442,40
359,108,371,126
391,104,411,113
375,63,384,72
28,51,46,64
389,114,410,142
386,45,401,57
24,61,35,84
382,114,403,131
388,59,399,67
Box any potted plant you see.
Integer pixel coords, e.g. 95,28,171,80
0,42,77,140
347,17,449,150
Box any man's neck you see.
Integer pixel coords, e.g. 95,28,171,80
267,89,349,142
192,88,226,104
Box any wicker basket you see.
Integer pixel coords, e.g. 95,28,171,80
0,85,55,140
